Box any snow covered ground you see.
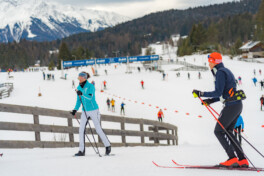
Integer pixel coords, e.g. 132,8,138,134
0,54,264,175
1,144,264,176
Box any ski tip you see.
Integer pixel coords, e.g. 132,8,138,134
152,161,158,166
172,160,178,165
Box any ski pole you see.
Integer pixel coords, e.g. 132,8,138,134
73,115,98,155
77,94,102,157
198,97,258,170
207,105,264,158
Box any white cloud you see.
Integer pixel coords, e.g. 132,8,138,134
48,0,238,18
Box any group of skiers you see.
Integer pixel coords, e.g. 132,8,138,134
106,98,125,115
42,72,55,81
68,52,254,169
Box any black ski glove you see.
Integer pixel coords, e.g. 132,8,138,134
192,89,204,98
201,99,213,106
76,90,83,96
70,110,77,116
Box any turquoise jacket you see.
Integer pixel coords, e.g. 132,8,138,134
74,81,99,111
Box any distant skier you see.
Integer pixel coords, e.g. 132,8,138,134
260,80,264,90
238,76,242,85
157,109,164,122
253,69,256,76
42,72,46,80
260,95,264,111
193,52,248,168
105,69,108,75
103,80,107,89
162,72,166,80
259,69,262,75
252,77,257,87
111,98,115,112
70,72,111,156
52,74,55,81
234,115,244,145
198,72,201,79
187,72,190,80
141,80,144,89
106,98,111,111
91,80,95,86
137,67,141,72
120,102,125,116
72,80,75,88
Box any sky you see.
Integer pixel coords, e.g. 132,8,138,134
50,0,238,18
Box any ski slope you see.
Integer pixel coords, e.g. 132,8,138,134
0,55,264,176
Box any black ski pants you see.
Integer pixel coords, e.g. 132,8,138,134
214,102,245,160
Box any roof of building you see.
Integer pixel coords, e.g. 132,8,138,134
239,41,261,50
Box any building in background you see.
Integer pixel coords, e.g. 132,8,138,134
239,41,264,59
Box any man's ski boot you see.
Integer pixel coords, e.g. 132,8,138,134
219,157,239,168
75,151,85,156
238,159,249,168
105,146,111,155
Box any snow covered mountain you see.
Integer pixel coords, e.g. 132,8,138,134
0,0,130,42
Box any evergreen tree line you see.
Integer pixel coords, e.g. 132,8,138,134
178,0,264,56
0,0,261,70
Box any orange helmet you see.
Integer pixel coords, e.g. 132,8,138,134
208,52,222,64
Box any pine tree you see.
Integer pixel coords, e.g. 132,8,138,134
48,61,55,71
255,0,264,41
58,42,72,69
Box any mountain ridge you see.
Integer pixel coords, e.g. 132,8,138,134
0,0,129,42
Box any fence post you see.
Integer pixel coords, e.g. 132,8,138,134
67,118,74,143
140,121,144,144
153,126,159,144
166,129,170,145
175,128,178,145
33,115,41,141
172,129,175,145
121,121,126,145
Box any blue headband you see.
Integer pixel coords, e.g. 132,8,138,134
79,72,87,79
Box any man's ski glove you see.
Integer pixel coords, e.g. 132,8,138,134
76,90,83,96
201,99,213,106
70,110,77,116
192,90,203,98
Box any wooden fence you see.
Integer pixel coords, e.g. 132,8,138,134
0,103,178,148
0,83,14,99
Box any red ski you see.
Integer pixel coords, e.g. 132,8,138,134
152,161,264,172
